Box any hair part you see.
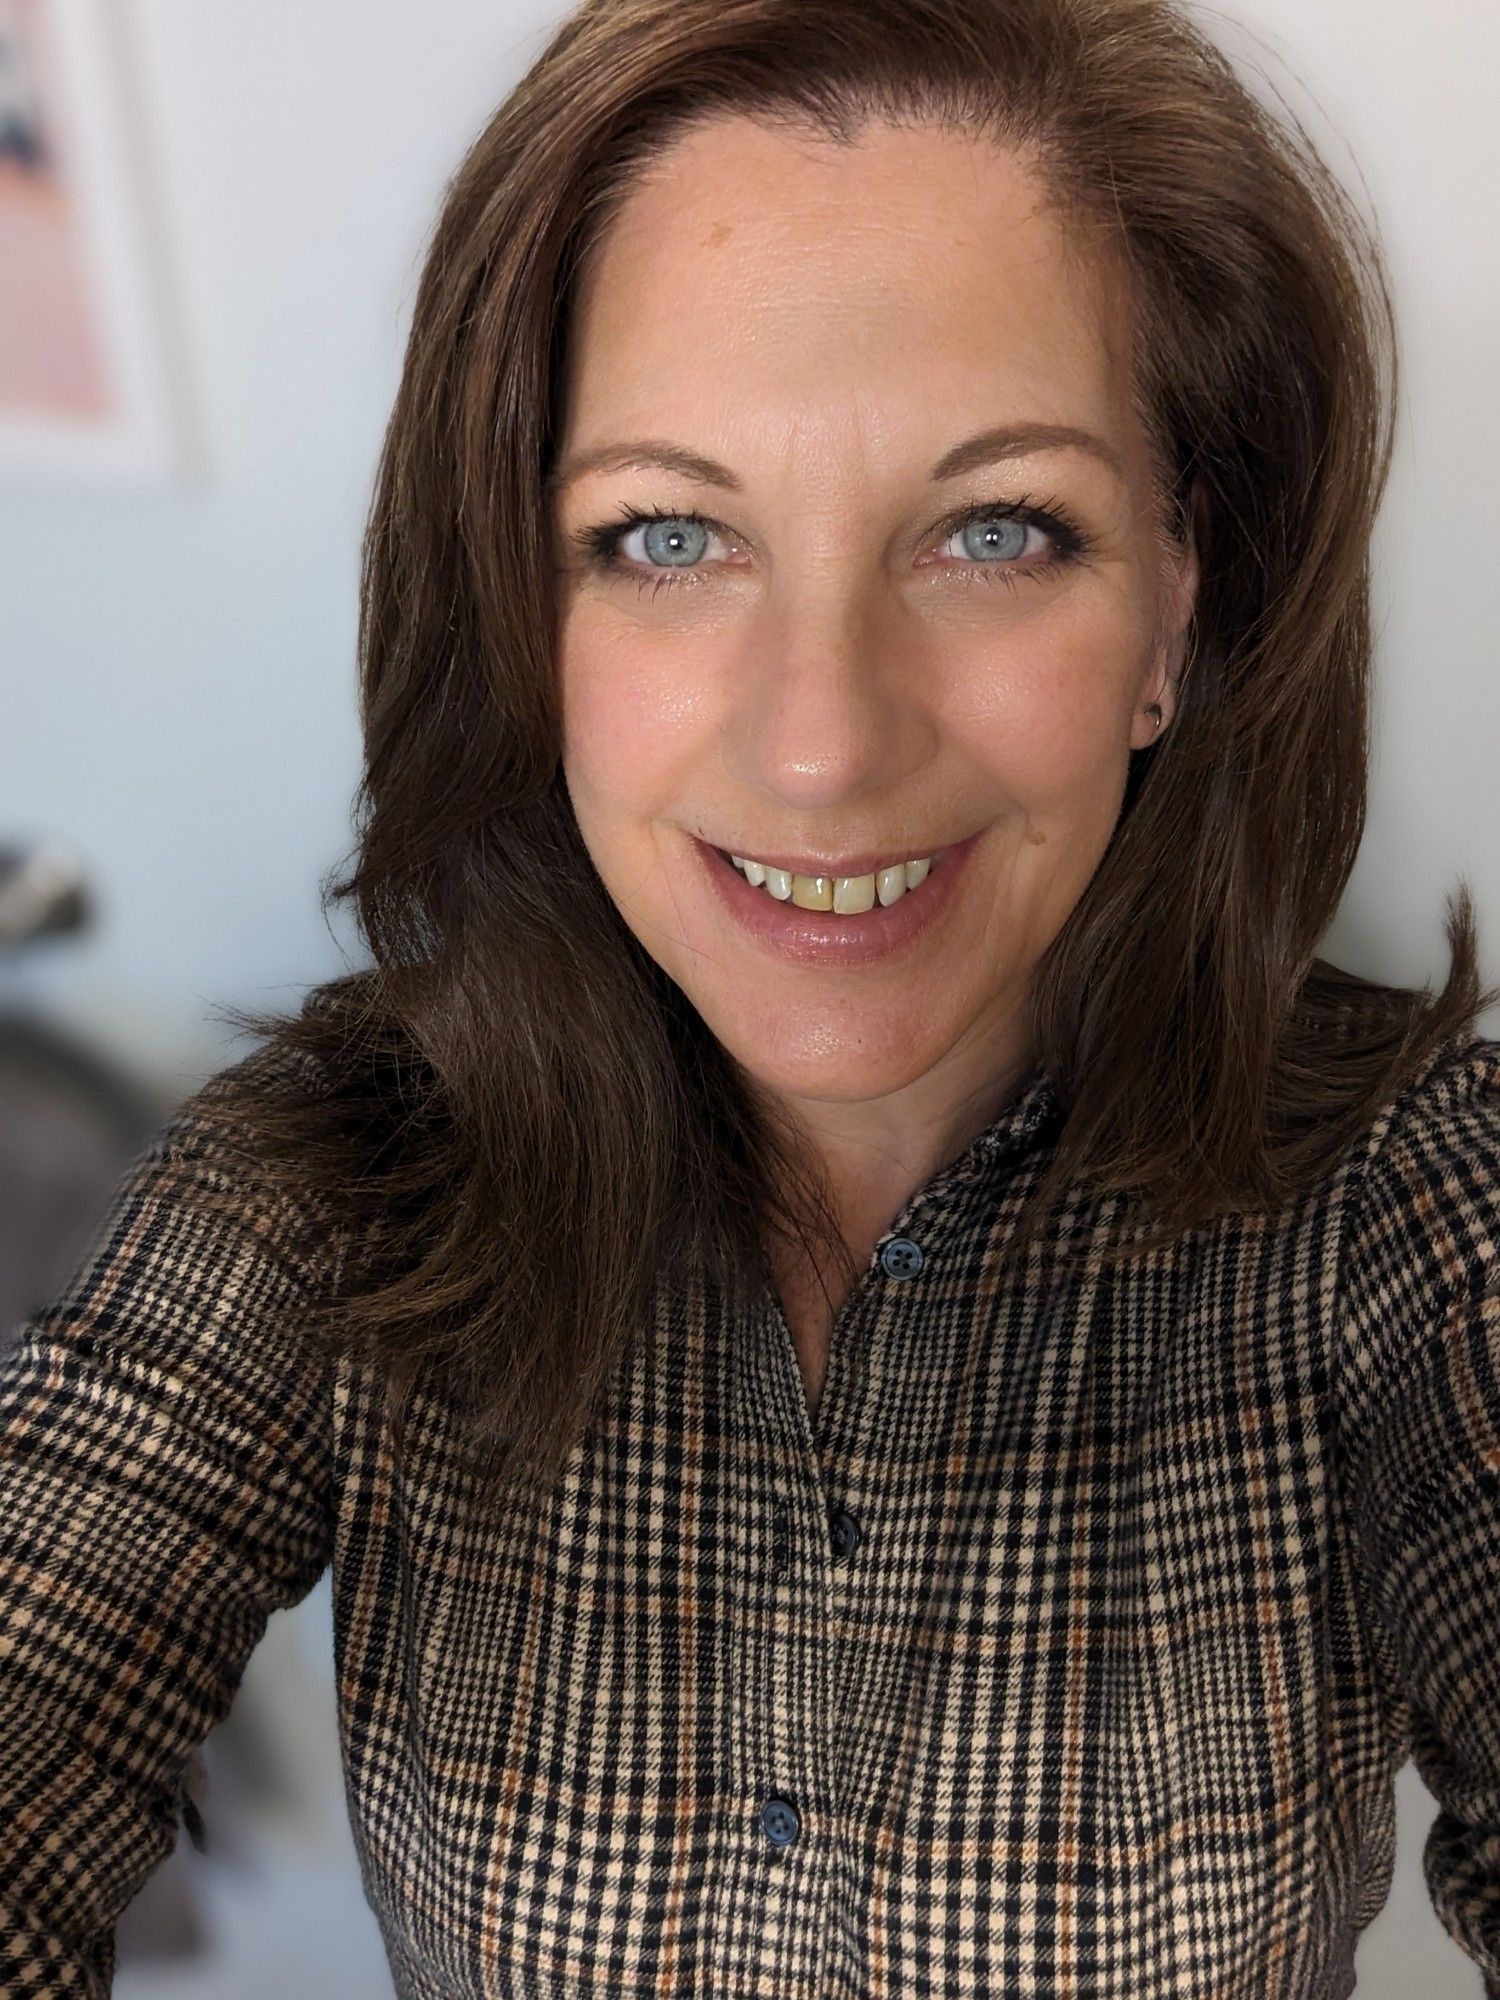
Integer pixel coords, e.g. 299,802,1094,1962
204,0,1494,1508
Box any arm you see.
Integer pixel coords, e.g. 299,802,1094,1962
0,1044,338,1996
1336,1031,1500,1987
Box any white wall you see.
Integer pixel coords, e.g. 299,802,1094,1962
3,3,1496,1995
0,0,566,1095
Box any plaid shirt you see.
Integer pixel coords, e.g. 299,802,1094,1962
3,1019,1499,1998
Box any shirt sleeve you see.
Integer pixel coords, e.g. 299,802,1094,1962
1336,1029,1500,1987
0,1043,339,1997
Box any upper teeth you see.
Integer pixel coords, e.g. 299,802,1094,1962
729,853,934,914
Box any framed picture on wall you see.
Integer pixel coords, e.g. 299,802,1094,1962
0,0,189,484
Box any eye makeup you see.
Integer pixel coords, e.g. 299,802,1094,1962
565,490,1097,599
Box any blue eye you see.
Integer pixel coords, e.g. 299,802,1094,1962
625,515,719,569
569,493,1094,597
945,514,1033,564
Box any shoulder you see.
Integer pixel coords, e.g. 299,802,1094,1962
1330,1026,1500,1608
7,1029,341,1472
1335,1025,1500,1443
122,1027,346,1301
1344,1026,1500,1282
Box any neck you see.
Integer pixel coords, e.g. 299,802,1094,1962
776,1043,1039,1246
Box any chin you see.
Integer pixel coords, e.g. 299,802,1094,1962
716,1014,965,1099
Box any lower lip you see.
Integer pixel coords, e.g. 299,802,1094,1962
692,830,980,968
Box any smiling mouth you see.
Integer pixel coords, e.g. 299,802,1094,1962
713,847,941,915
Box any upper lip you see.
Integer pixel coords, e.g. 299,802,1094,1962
707,838,956,878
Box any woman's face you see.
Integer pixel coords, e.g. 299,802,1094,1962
551,115,1196,1134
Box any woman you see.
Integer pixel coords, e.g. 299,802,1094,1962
2,0,1497,1993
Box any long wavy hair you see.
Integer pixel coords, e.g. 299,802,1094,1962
206,0,1496,1505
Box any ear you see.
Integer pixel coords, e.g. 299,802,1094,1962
1135,481,1202,745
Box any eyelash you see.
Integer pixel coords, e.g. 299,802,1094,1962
568,491,1095,599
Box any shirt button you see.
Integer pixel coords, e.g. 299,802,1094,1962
829,1505,861,1560
880,1236,924,1278
760,1796,801,1848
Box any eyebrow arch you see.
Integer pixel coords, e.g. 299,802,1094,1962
545,421,1125,497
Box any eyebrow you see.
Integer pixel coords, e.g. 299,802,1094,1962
545,421,1125,497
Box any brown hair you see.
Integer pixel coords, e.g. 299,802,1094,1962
209,0,1496,1505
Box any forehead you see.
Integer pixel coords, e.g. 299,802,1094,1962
562,114,1138,467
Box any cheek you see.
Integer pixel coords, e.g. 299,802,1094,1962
951,624,1139,824
557,616,709,816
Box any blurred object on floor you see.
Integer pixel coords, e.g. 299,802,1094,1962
0,839,91,946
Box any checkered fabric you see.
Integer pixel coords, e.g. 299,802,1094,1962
2,1017,1498,1997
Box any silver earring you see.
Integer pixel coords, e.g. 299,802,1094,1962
1146,702,1164,732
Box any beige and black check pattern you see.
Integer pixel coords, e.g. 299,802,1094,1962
2,1018,1498,1996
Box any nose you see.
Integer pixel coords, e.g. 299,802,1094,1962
719,587,937,812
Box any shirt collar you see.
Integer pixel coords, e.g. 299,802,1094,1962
903,1060,1062,1217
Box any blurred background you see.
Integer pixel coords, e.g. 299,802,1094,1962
0,0,1496,1993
